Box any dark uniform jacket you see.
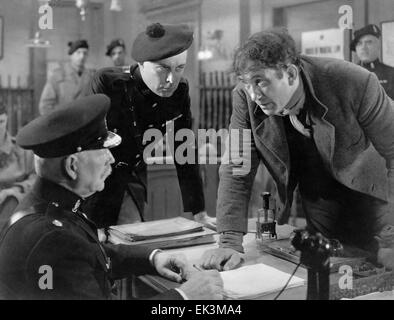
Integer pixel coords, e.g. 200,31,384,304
82,65,205,227
217,56,394,237
0,177,182,300
359,59,394,99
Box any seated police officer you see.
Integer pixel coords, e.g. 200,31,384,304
0,95,223,300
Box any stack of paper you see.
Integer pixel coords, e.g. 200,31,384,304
220,263,305,299
108,217,216,249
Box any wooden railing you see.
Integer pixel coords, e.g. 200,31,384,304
199,71,236,130
0,76,35,136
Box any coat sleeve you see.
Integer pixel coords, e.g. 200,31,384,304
103,243,156,279
26,230,109,299
82,70,109,96
216,87,260,235
357,72,394,227
173,83,205,214
38,77,59,115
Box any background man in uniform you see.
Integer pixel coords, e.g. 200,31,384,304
200,28,394,271
39,39,95,115
0,94,223,300
352,24,394,99
106,38,127,67
83,23,215,229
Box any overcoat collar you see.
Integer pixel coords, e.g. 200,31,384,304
253,58,335,170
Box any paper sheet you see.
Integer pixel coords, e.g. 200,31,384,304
220,263,305,299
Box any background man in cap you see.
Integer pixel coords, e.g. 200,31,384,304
106,38,127,67
39,39,96,115
200,28,394,272
0,94,223,300
83,23,215,229
352,24,394,99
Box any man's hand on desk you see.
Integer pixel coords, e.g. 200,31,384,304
194,211,217,230
153,252,190,283
200,248,243,271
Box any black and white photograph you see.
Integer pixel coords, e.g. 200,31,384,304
0,0,394,307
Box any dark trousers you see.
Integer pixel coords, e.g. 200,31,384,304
300,183,386,252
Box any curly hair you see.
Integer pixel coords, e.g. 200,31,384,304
233,28,300,76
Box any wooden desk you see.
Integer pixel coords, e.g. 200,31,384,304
133,220,309,300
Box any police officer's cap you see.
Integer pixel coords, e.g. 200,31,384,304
351,24,381,51
68,39,89,55
16,94,121,158
132,23,193,62
106,38,126,56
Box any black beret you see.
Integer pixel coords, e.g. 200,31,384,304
106,38,126,56
16,94,121,158
68,39,89,55
351,24,381,51
131,23,193,62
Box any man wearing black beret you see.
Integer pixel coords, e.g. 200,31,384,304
106,38,127,67
39,39,95,115
83,23,215,229
0,94,223,299
352,24,394,99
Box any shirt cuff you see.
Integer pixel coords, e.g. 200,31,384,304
149,249,163,267
219,231,244,253
174,288,189,300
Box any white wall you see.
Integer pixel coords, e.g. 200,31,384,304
0,0,32,87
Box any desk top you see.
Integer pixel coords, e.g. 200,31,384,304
138,219,309,300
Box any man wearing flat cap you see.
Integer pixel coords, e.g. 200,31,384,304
39,39,96,115
83,23,215,229
0,95,223,300
106,38,127,67
352,24,394,99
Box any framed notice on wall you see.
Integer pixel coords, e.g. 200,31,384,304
381,20,394,67
0,16,3,60
301,28,345,60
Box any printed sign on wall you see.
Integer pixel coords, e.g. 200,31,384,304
301,28,345,59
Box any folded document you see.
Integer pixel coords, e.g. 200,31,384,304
221,263,305,299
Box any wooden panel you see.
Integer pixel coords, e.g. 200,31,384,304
144,163,183,221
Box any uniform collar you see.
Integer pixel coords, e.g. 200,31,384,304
65,62,84,77
360,59,380,70
33,177,84,213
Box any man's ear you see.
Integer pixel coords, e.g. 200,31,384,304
63,155,78,180
287,65,299,86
